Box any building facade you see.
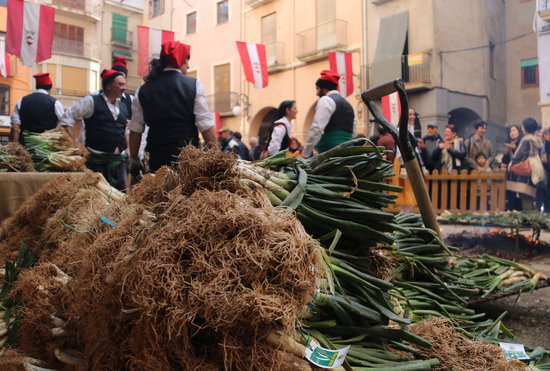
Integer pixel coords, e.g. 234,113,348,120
101,0,143,92
141,0,546,148
29,0,143,108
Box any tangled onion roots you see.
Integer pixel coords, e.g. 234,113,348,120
176,145,242,196
0,171,105,263
0,143,34,172
127,165,180,215
69,190,321,370
409,317,527,371
13,263,71,365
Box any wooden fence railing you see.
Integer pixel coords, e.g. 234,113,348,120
425,169,507,213
386,169,507,214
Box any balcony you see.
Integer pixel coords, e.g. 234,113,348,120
296,20,347,61
111,28,133,49
247,0,274,7
403,52,431,91
48,0,101,20
265,41,287,72
53,38,100,60
206,92,238,115
368,52,431,92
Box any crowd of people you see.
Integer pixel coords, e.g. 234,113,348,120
370,111,549,212
7,38,548,212
8,40,356,193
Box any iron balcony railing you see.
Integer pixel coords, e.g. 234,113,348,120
265,41,286,67
402,52,431,84
206,92,238,114
52,37,100,59
49,0,101,19
111,28,133,48
296,19,347,59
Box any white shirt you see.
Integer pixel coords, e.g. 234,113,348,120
129,68,214,134
60,93,123,127
302,90,357,158
11,89,65,126
268,116,292,156
60,93,125,154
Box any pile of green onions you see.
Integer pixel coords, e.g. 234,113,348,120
23,129,87,172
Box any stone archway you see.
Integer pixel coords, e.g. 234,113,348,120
248,106,277,143
448,107,482,139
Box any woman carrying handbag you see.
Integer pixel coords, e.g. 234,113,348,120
506,118,546,211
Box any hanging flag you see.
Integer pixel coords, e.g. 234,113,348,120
214,112,221,133
137,26,174,77
6,0,55,66
0,36,10,78
236,41,268,89
381,92,401,126
328,52,354,97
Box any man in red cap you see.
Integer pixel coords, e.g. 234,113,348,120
302,70,356,157
60,69,129,190
128,40,217,173
10,73,64,144
111,56,133,120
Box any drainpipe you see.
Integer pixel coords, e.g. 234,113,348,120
362,0,370,135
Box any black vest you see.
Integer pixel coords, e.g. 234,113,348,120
84,94,127,153
326,94,354,133
138,70,198,152
121,92,132,120
19,92,58,133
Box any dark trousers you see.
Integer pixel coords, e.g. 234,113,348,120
149,146,182,172
86,159,127,192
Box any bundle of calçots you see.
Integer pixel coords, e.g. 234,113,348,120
22,128,88,172
236,138,548,369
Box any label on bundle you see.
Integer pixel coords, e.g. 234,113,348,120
499,342,529,360
305,339,349,368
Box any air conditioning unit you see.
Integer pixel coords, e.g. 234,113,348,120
247,0,274,8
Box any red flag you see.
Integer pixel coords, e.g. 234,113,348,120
137,26,174,77
381,92,401,126
328,52,354,97
6,0,55,66
214,112,221,133
236,41,268,89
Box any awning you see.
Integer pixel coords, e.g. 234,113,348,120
371,11,409,87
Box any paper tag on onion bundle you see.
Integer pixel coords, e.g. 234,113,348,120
305,339,349,369
499,342,529,360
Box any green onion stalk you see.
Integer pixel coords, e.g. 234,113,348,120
23,129,88,172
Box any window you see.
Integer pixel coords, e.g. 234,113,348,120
217,0,229,24
53,23,84,56
262,13,276,65
187,11,197,34
521,58,539,88
149,0,164,18
61,66,87,96
0,85,9,116
112,13,129,45
214,63,231,112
